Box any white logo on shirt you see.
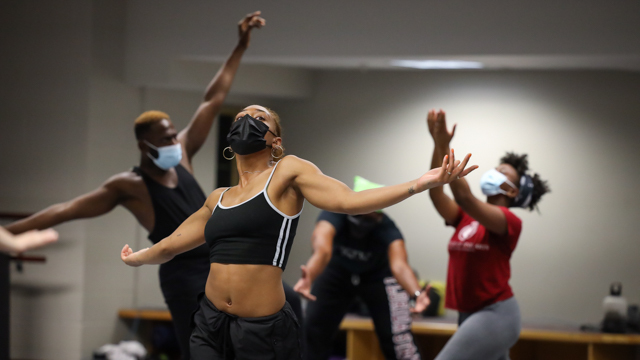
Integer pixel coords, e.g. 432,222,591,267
458,221,479,242
338,245,372,261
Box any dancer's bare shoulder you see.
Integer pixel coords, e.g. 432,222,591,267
103,170,155,230
105,170,148,199
277,155,321,177
204,187,228,210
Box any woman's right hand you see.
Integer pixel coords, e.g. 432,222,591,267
427,109,456,146
120,244,148,267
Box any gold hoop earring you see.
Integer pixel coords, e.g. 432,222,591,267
223,146,235,160
271,145,284,159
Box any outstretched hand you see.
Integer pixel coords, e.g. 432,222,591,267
293,265,317,301
238,11,266,48
120,244,148,267
427,109,456,146
12,228,58,253
415,148,478,192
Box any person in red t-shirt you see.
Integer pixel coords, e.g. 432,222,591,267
426,109,550,360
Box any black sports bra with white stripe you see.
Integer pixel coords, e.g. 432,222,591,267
203,161,302,270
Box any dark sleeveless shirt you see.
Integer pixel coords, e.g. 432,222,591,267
204,161,302,271
133,164,210,294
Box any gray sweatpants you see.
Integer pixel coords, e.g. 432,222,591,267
435,297,521,360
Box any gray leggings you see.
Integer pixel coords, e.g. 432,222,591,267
435,297,521,360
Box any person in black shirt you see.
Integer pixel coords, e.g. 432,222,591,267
5,12,266,359
295,176,431,360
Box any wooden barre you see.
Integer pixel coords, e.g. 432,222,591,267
340,316,640,345
9,255,46,263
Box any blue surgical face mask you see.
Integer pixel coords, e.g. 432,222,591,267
144,140,182,170
480,169,517,196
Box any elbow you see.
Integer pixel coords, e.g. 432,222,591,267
204,90,226,104
337,195,365,215
343,208,362,216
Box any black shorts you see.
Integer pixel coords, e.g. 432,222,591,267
190,294,302,360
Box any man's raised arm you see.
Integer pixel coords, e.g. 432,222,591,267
179,11,266,161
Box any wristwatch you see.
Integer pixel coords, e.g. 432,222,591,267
408,289,421,309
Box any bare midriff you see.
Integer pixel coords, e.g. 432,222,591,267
205,263,285,317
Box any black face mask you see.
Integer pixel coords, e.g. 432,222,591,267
227,114,275,155
346,215,379,239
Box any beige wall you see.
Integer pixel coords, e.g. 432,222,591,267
0,1,92,359
276,69,640,325
1,1,639,359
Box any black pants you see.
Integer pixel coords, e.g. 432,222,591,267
305,264,421,360
160,260,210,360
160,257,302,360
190,294,302,360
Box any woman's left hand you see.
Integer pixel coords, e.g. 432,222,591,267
415,148,477,192
410,288,431,314
120,244,148,267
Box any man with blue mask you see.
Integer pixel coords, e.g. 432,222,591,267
4,12,266,359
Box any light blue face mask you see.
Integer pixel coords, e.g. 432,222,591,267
480,169,517,196
144,140,182,170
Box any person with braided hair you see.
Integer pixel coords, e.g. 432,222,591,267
426,109,550,360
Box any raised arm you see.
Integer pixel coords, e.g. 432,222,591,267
178,11,266,162
429,110,508,234
427,110,462,224
120,188,223,266
387,240,430,313
4,174,126,235
0,226,58,254
293,220,335,301
286,150,475,215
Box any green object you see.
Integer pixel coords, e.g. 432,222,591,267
419,280,446,317
353,176,385,212
353,176,385,192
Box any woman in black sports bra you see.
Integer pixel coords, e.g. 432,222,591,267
120,104,477,359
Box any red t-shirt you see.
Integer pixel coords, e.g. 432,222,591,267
445,206,522,313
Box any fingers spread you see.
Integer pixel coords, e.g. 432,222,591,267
449,148,455,171
452,154,473,177
459,165,479,178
